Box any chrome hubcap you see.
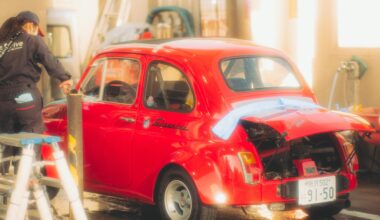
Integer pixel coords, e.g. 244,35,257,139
164,180,192,220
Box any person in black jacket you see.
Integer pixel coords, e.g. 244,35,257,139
0,11,72,174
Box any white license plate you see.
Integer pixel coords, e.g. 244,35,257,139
298,176,336,205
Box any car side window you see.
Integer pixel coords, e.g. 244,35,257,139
80,58,140,104
144,61,194,112
103,59,140,104
80,60,106,100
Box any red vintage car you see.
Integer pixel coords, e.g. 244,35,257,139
42,38,373,220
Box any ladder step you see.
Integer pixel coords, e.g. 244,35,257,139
0,175,61,188
0,204,43,219
40,177,61,189
0,133,61,148
0,176,62,193
0,175,13,186
0,184,11,194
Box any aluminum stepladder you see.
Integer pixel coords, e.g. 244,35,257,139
0,132,87,220
85,0,131,63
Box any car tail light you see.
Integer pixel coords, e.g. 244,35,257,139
238,152,261,185
336,133,359,173
344,142,359,173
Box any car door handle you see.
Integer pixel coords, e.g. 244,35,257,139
120,117,136,123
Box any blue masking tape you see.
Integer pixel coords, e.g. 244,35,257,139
212,97,323,140
43,136,61,143
20,137,43,145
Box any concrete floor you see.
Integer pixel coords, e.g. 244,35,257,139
0,173,377,220
344,173,380,218
44,173,380,220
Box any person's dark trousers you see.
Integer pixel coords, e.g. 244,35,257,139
0,83,44,174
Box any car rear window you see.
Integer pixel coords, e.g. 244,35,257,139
220,57,301,91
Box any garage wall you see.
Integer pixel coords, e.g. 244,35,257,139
248,0,311,84
247,0,380,109
130,0,149,23
0,0,50,31
313,0,380,108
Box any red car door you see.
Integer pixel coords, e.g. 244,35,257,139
80,54,144,193
130,58,209,199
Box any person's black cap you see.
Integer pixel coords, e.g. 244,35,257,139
17,11,40,24
16,11,45,36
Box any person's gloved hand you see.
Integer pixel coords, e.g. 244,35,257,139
59,79,73,95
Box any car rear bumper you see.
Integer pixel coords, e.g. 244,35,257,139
261,193,350,212
214,173,356,206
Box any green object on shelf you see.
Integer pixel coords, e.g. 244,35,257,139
146,6,195,37
351,55,368,79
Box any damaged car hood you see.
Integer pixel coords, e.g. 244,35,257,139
212,97,373,140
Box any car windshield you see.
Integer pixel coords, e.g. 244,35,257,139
221,57,301,91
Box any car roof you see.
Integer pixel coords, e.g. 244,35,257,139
97,38,286,61
91,38,311,115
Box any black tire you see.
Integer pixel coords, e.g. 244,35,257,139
45,186,60,200
305,205,344,219
41,167,60,200
156,168,217,220
140,204,160,220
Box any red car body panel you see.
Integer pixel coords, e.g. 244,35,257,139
242,109,372,141
42,39,373,208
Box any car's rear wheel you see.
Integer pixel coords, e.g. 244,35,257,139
156,168,217,220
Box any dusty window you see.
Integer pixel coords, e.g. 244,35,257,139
221,57,301,91
144,62,194,112
47,25,72,58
